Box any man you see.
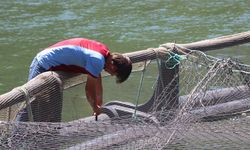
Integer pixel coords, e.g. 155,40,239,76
16,38,132,121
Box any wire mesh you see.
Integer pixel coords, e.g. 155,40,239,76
0,50,250,149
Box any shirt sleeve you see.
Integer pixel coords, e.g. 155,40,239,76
85,55,105,78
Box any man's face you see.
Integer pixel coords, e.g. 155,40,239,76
104,56,117,76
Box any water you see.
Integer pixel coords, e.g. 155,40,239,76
0,0,250,119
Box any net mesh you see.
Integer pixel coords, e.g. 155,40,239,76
1,49,250,149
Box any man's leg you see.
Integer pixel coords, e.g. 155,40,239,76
15,58,46,122
15,108,29,122
28,58,47,81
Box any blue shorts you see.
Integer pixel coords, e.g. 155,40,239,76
28,58,47,81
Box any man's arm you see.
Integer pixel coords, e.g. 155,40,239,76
85,74,103,115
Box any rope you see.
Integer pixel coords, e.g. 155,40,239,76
164,51,187,69
151,48,165,88
155,44,187,69
151,48,165,107
19,86,34,122
133,61,148,119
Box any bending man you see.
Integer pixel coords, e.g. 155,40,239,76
16,38,132,122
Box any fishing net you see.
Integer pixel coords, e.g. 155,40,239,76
0,48,250,149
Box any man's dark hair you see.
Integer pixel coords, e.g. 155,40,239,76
112,53,132,83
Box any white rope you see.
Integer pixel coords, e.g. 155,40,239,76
151,48,165,88
133,60,148,119
151,48,166,112
19,86,34,122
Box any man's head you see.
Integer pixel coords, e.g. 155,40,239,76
104,53,132,83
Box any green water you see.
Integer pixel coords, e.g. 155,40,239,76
0,0,250,119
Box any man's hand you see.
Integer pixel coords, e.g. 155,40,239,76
93,105,102,121
93,105,101,116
